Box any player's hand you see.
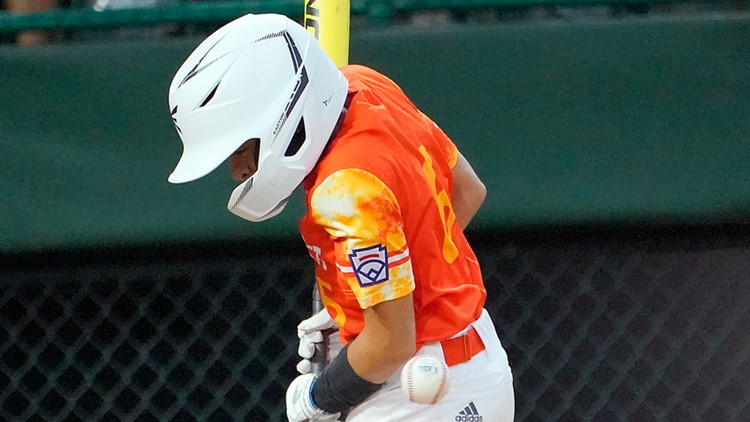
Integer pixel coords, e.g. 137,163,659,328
285,373,341,422
296,309,342,374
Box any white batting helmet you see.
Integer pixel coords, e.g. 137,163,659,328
167,13,348,222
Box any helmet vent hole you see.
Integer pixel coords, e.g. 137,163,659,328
199,82,220,108
284,118,306,157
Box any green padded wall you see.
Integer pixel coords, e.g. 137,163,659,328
1,15,748,253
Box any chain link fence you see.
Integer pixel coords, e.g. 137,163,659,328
2,230,749,421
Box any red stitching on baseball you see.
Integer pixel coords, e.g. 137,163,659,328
429,356,447,404
407,358,416,402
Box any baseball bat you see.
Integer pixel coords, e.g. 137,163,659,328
310,285,327,374
304,0,350,68
304,0,350,375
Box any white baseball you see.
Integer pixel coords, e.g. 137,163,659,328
400,354,451,405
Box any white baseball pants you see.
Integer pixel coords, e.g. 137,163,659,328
345,309,515,422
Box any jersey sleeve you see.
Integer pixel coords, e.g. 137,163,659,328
309,168,415,309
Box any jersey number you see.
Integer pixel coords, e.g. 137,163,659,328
418,146,458,264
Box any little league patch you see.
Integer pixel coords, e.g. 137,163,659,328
348,244,389,287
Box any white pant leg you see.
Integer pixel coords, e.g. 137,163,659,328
346,310,515,422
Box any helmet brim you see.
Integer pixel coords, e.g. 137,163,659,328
167,136,246,184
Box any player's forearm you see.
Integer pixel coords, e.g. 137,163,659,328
346,294,416,383
309,297,415,412
346,328,413,383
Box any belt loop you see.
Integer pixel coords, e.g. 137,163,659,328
463,329,471,361
464,327,476,361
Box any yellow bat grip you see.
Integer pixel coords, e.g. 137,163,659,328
303,0,350,67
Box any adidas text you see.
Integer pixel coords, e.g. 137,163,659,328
455,416,483,422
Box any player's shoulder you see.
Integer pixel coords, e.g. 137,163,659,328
341,64,404,97
307,121,403,197
315,167,390,196
340,64,384,82
308,167,400,224
316,131,396,180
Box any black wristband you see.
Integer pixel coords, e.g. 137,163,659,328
311,344,384,414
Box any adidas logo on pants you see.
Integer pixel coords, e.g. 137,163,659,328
455,401,483,421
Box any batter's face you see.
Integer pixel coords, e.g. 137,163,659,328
229,139,260,182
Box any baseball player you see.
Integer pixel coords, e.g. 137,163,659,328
166,13,514,422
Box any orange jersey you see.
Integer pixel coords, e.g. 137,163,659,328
299,65,486,347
